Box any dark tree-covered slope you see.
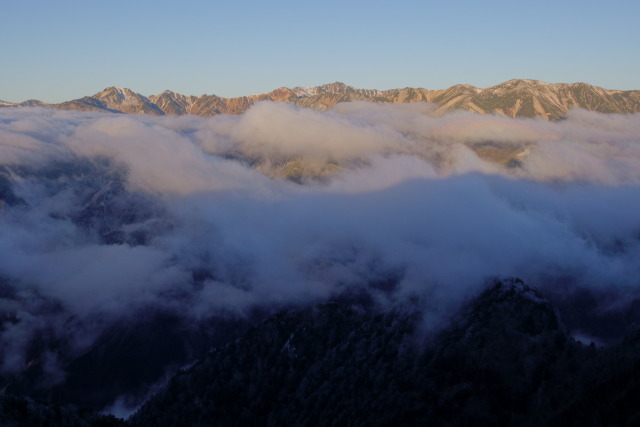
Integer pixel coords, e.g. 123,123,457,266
130,279,640,426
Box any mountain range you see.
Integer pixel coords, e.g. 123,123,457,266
2,79,640,119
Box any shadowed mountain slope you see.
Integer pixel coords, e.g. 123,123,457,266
129,279,640,426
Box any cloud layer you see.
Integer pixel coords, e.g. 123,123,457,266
1,103,640,391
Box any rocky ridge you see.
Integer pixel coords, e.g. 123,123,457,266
2,80,639,119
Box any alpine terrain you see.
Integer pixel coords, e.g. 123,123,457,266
2,79,639,120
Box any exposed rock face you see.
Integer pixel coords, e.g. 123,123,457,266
149,85,301,116
91,87,165,115
52,87,162,115
4,80,640,119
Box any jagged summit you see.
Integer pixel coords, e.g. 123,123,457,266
498,78,549,87
315,81,352,93
94,86,139,99
92,87,164,115
3,79,640,119
290,81,354,97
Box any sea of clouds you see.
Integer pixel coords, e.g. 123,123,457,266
1,102,639,401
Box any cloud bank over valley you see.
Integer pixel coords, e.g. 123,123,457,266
1,102,640,410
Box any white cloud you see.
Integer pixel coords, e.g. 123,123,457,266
0,104,639,380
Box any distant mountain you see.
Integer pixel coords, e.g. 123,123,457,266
3,80,640,119
57,87,164,115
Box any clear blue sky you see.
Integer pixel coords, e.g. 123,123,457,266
2,0,639,103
